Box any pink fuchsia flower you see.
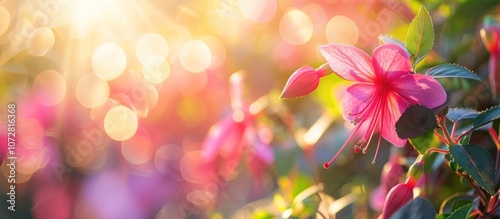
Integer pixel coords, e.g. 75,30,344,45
202,72,274,182
380,182,414,219
481,16,500,100
320,43,446,167
280,65,329,99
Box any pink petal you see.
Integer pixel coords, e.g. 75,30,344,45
202,116,246,161
230,72,245,111
319,44,375,82
280,66,321,98
252,136,274,164
391,74,447,109
342,83,377,121
370,186,387,211
372,44,411,81
381,92,408,146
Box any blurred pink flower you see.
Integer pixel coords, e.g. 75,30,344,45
319,44,446,167
481,16,500,100
370,152,404,211
202,72,274,184
280,66,328,98
380,182,414,219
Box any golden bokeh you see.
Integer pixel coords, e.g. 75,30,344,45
91,43,127,81
179,40,212,73
103,105,138,141
136,33,169,67
326,16,359,45
27,27,55,56
0,6,10,36
240,0,277,23
279,9,313,45
76,73,110,108
32,70,67,106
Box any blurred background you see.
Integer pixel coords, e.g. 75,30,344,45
0,0,499,218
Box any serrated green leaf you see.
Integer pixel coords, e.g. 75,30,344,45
446,108,478,123
405,5,434,68
472,105,500,129
451,199,473,212
426,64,481,81
449,144,495,195
440,195,476,214
409,129,435,155
390,197,436,219
446,203,473,219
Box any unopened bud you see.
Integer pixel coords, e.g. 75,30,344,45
280,66,324,99
380,183,414,219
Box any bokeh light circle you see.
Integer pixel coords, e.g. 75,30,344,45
142,61,170,84
0,6,10,36
326,16,359,45
200,35,226,69
32,70,66,106
136,33,169,67
180,150,208,183
154,144,183,177
156,203,186,219
104,106,138,141
240,0,277,23
27,27,55,56
76,73,110,108
179,40,212,73
279,9,313,45
91,43,127,81
121,129,153,164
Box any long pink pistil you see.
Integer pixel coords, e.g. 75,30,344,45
324,90,386,168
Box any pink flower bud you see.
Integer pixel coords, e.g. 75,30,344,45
381,183,414,219
280,66,326,99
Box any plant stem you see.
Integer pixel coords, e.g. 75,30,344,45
426,148,449,154
439,116,453,145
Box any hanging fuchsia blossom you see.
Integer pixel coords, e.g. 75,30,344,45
481,16,500,100
319,44,446,167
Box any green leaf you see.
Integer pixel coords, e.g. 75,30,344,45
426,64,481,81
390,197,436,219
446,108,478,123
408,129,435,155
405,5,434,68
253,210,274,219
423,152,439,173
440,195,475,214
459,133,472,145
451,199,473,212
449,144,495,195
396,105,438,139
436,214,449,219
472,105,500,129
446,203,473,219
444,154,462,173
